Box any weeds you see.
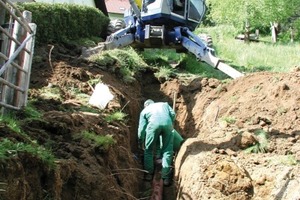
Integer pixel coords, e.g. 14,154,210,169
154,67,175,81
269,155,299,166
91,47,147,83
39,86,62,101
0,114,21,133
244,130,268,153
105,111,127,123
81,131,116,149
277,107,288,115
67,86,90,103
0,139,56,168
220,116,236,124
21,101,43,119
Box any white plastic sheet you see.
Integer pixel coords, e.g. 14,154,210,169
88,83,114,109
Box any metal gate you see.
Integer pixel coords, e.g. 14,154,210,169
0,0,36,113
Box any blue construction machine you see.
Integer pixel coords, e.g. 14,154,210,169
104,0,244,79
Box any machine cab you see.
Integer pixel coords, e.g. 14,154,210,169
140,0,206,31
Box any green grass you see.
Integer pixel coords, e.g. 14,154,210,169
220,116,236,124
21,101,43,119
268,155,299,166
154,66,175,81
105,111,127,123
81,131,116,149
142,49,184,67
142,48,228,79
39,86,62,101
0,114,21,133
183,54,228,79
90,47,148,82
69,36,104,47
0,113,56,168
67,86,90,103
197,25,300,74
0,139,56,168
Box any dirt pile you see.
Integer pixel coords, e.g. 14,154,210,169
0,44,144,200
172,70,300,199
0,43,299,200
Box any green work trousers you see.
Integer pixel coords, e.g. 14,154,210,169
144,123,174,179
155,129,184,157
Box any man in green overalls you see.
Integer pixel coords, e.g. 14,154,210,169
138,99,176,186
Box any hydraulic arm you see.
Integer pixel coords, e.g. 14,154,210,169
88,0,244,79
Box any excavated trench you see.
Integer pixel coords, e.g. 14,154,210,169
134,69,201,200
2,43,300,200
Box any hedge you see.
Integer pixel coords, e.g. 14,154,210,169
17,3,110,43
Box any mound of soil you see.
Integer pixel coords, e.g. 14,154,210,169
0,44,144,200
0,43,299,200
173,70,300,199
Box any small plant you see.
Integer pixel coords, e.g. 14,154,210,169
221,116,236,124
88,78,102,87
251,85,262,93
0,114,21,133
105,111,127,123
22,101,42,119
277,107,288,115
216,84,226,94
81,131,116,149
244,130,268,153
67,86,90,103
0,113,34,142
120,67,136,83
229,95,238,103
0,182,6,192
269,155,299,166
77,105,100,113
154,67,175,81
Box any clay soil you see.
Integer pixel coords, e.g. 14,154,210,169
0,43,299,200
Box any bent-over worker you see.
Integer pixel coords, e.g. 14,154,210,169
138,99,175,186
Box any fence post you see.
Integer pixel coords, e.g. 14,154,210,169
20,25,36,107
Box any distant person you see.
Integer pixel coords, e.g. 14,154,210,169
138,99,175,186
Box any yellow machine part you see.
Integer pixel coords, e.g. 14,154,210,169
135,0,142,8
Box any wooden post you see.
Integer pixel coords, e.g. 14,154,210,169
244,20,250,43
271,22,279,43
290,27,294,43
255,29,259,40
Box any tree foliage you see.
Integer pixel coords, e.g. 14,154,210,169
206,0,300,32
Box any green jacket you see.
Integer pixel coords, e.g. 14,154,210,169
138,102,175,142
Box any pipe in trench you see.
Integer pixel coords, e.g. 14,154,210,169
150,178,163,200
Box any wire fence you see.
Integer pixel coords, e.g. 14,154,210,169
0,0,36,113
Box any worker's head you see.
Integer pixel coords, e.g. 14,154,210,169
144,99,154,107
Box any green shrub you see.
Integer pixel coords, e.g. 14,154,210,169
17,3,109,43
